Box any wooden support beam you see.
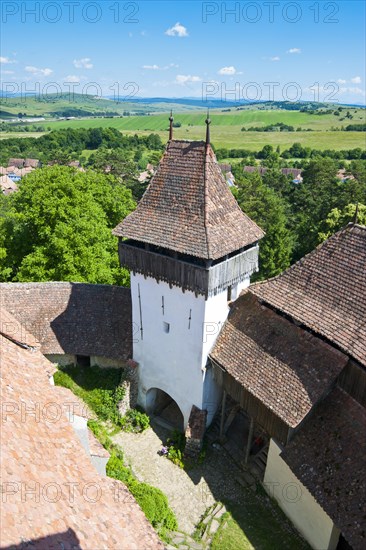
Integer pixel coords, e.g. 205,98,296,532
244,416,254,464
219,390,227,440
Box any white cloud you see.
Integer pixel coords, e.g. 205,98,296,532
143,63,179,71
351,76,361,84
218,66,237,75
287,48,301,54
73,58,93,69
270,56,280,61
63,75,86,82
25,66,53,76
337,79,346,84
0,56,15,64
165,22,188,37
175,74,201,84
1,70,15,75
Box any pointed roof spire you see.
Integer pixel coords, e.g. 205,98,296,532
205,110,211,148
169,111,174,141
353,202,359,225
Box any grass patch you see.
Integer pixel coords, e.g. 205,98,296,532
53,364,149,431
210,494,310,550
54,364,125,424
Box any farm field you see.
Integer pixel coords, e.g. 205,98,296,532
26,108,365,131
0,132,45,140
1,108,365,150
1,127,364,150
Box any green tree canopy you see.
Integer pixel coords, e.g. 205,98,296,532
290,159,366,260
0,166,135,285
318,203,366,242
234,173,293,280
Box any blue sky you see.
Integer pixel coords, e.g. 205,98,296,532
1,0,365,104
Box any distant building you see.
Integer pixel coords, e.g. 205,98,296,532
8,158,40,169
0,174,19,194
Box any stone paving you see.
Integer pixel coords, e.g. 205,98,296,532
112,422,250,535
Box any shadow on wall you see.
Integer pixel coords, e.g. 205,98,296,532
2,528,81,549
50,283,132,362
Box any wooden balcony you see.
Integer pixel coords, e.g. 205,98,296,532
118,241,259,297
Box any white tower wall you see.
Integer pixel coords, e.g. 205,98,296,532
131,273,250,427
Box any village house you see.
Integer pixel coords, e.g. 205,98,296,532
0,160,37,191
0,174,19,194
0,118,364,549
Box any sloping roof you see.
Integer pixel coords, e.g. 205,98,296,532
282,387,366,550
0,308,163,549
24,158,40,168
210,292,348,428
0,282,132,360
252,224,366,367
8,158,24,168
113,140,264,260
0,174,18,193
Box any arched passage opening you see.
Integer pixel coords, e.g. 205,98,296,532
146,388,184,432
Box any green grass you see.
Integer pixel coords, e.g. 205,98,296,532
211,495,310,550
53,364,124,424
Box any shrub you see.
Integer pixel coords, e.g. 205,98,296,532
120,408,150,432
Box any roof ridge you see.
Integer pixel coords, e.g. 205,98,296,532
203,145,211,258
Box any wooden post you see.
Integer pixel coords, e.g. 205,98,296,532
219,390,227,440
244,416,254,464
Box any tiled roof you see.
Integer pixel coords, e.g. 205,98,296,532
210,293,348,428
0,282,132,360
0,308,163,549
0,174,18,193
8,158,24,168
251,224,366,367
113,140,264,260
282,387,366,550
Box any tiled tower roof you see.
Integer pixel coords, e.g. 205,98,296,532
113,140,264,260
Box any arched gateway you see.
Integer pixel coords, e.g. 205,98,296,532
146,388,184,432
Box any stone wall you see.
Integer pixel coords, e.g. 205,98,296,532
184,405,207,459
118,360,139,416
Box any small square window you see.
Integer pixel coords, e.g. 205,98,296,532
163,322,170,333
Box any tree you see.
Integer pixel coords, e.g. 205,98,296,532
235,173,293,279
290,159,366,260
318,203,366,241
0,166,135,285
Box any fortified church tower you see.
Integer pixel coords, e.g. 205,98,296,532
113,116,264,429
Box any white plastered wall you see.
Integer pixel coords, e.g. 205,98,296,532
264,439,340,550
131,274,250,427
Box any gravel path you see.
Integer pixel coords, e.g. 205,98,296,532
112,422,245,535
